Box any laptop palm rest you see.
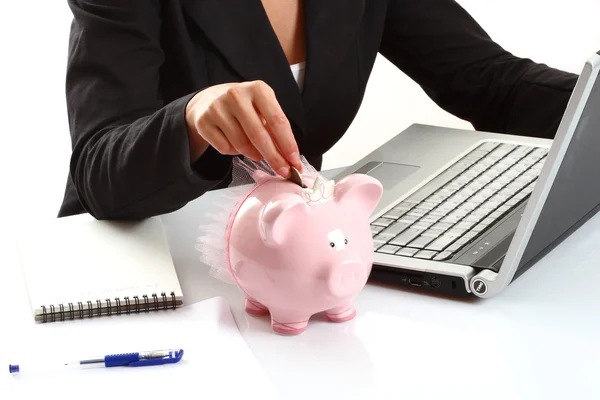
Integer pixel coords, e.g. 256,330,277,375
355,161,420,191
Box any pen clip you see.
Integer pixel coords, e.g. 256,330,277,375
128,349,184,367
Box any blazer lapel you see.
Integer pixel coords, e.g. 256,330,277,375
180,0,306,135
301,0,365,111
180,0,366,137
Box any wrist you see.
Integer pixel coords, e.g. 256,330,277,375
185,96,210,163
189,131,210,163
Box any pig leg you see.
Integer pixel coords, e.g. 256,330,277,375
269,310,310,335
325,303,356,322
245,298,269,315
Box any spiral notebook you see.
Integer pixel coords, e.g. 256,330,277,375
16,214,184,322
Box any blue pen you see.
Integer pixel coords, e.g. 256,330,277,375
9,348,184,374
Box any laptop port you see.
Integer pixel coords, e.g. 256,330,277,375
408,278,423,287
430,276,441,288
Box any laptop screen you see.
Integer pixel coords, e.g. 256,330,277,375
514,64,600,279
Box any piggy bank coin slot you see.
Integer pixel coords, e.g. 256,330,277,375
288,166,307,188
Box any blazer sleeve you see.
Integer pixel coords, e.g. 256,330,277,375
379,0,579,139
65,0,232,220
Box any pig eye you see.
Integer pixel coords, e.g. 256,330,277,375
344,238,348,244
330,242,335,248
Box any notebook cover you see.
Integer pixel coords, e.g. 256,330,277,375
16,214,184,322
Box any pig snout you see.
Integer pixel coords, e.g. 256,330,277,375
327,260,368,298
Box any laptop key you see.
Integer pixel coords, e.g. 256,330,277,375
376,229,398,240
414,250,437,260
382,208,407,220
390,228,423,246
412,222,433,231
371,225,384,235
407,209,428,218
373,234,391,244
478,142,500,152
441,214,462,224
463,231,479,240
372,218,394,227
471,224,487,233
522,185,534,194
531,148,549,157
463,214,481,224
446,242,463,253
398,215,419,224
433,251,453,261
511,145,534,156
481,217,496,225
428,208,448,218
373,236,388,244
378,245,401,254
446,228,468,237
455,221,475,230
428,195,446,204
425,234,460,252
421,230,442,239
380,222,412,237
455,236,472,246
403,198,421,205
497,205,511,214
395,202,415,210
470,149,490,158
436,203,455,213
452,209,470,219
392,208,409,219
420,201,439,210
421,215,442,224
430,222,452,231
396,247,419,257
406,235,434,249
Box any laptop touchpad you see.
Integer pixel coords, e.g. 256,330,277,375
355,161,420,191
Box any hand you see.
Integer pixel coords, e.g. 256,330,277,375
185,80,303,177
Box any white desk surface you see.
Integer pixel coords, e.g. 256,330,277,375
2,169,599,400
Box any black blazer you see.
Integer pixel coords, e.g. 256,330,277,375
59,0,578,219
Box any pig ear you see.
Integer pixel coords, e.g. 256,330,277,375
259,196,307,247
334,174,383,214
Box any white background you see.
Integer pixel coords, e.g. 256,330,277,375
0,0,598,228
0,3,599,398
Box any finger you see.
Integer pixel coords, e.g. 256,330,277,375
196,118,237,156
213,107,262,161
226,85,291,177
250,82,302,172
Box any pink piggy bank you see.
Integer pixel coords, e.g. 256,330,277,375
197,159,383,335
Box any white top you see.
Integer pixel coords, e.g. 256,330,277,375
290,62,306,91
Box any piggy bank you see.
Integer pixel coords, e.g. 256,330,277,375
197,158,383,335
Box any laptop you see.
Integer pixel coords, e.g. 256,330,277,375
333,50,600,298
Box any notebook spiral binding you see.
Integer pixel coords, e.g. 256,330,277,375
38,291,180,323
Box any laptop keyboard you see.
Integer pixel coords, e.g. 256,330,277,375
371,141,548,261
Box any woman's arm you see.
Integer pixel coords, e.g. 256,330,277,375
379,0,578,138
66,0,231,220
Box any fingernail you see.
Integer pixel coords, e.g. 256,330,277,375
290,152,302,171
278,167,290,177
